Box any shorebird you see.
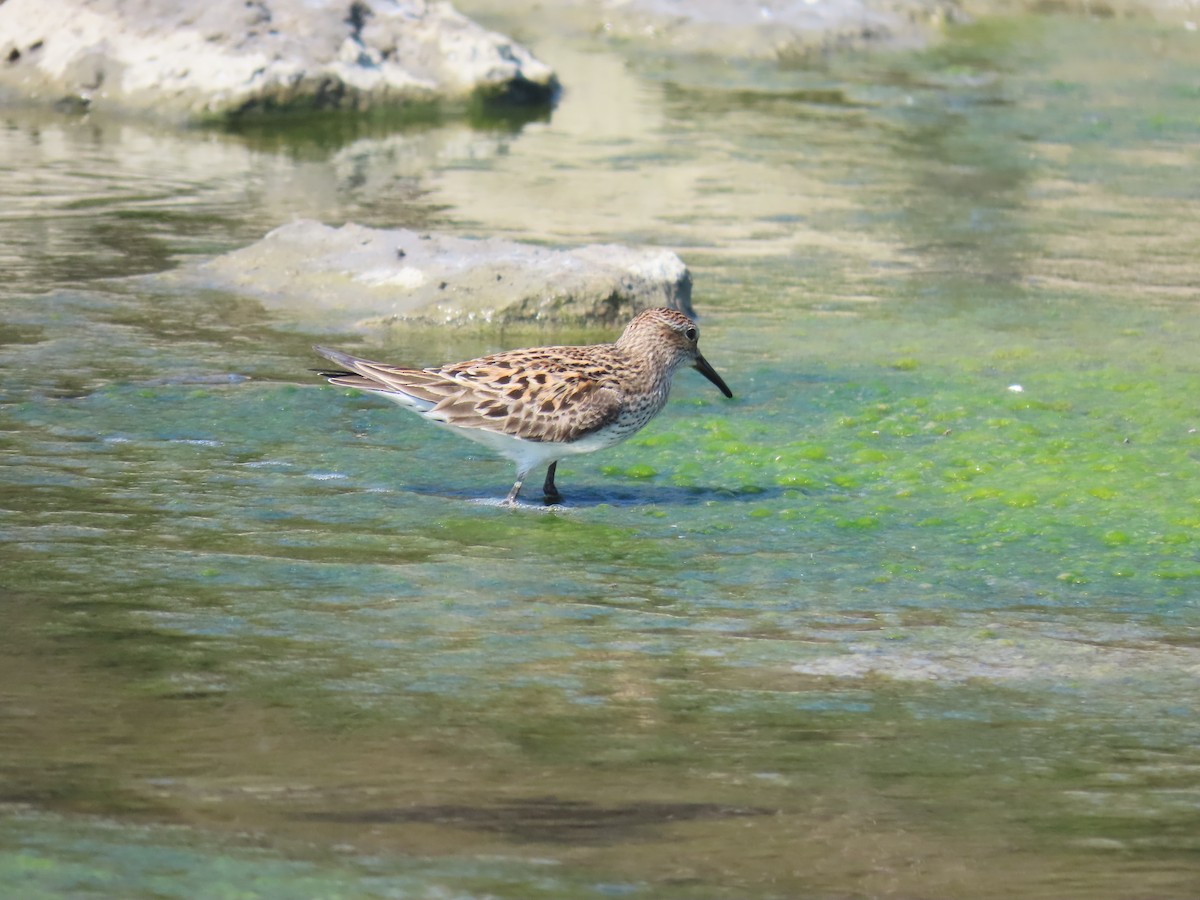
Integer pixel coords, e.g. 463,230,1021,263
314,307,732,505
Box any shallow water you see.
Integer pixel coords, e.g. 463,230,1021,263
2,14,1199,899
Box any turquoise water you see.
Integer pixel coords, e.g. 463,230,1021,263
2,14,1199,899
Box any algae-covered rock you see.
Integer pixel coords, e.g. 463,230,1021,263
0,0,557,121
158,220,696,329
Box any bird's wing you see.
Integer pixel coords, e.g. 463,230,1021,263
314,345,625,443
314,345,454,412
433,349,625,443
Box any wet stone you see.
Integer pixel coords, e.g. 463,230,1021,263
152,220,697,330
0,0,557,122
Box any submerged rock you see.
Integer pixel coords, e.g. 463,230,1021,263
456,0,963,59
458,0,1195,61
161,220,696,329
594,0,963,58
0,0,557,121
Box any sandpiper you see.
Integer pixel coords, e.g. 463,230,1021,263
314,307,732,505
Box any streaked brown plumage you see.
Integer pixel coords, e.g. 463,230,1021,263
314,307,732,505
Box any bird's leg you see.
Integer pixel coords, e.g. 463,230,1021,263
542,461,562,505
503,471,528,507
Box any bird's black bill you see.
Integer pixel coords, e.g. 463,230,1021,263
694,353,733,398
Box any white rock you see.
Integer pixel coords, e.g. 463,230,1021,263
0,0,557,121
153,220,697,330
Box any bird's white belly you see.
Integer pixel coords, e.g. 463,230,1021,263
381,381,661,475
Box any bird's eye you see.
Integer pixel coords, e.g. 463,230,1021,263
684,326,698,342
